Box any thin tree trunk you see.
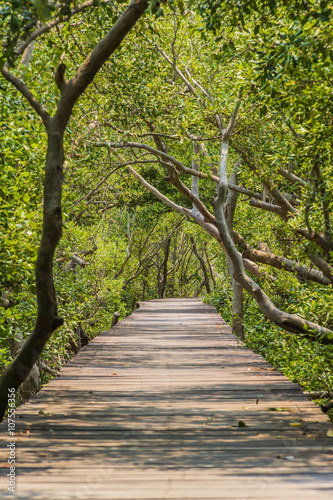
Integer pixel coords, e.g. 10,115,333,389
225,170,244,339
157,238,171,299
228,260,244,340
172,234,177,296
190,237,211,294
203,242,216,289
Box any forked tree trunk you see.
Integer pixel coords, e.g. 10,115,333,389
0,0,148,421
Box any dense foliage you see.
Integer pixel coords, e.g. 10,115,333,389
0,0,332,415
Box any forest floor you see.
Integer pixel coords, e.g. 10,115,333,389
1,298,333,499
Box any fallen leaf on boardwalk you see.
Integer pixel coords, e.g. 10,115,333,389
111,373,118,376
238,420,247,427
267,407,290,412
327,429,333,437
290,422,302,426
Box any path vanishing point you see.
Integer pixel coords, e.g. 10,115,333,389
1,298,333,499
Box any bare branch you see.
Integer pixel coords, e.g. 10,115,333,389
127,166,192,218
314,164,332,240
191,143,202,220
20,41,35,66
219,94,242,184
228,183,262,200
212,184,333,343
156,47,197,96
236,235,331,285
223,93,242,141
279,166,308,188
139,132,181,140
127,165,222,243
1,64,49,126
249,199,286,217
163,161,216,224
95,141,220,183
179,57,211,99
309,254,333,283
296,228,333,256
15,1,110,57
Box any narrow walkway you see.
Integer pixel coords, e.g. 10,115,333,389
1,298,333,499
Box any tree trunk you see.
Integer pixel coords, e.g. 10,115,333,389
229,262,244,340
0,0,148,421
203,242,216,289
172,234,177,297
157,238,171,299
226,171,244,340
0,124,65,419
190,237,211,294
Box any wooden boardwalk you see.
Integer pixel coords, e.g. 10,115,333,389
1,298,333,499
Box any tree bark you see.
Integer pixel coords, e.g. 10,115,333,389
236,235,332,285
0,123,65,420
190,237,211,294
212,184,333,344
226,171,244,340
0,0,148,422
157,238,171,298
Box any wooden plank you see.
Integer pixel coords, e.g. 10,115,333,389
1,298,333,500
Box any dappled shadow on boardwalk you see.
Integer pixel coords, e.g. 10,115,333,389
2,298,333,499
13,384,333,480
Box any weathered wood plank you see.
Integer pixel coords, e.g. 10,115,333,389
1,298,332,499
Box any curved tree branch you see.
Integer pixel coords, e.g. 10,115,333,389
55,0,148,125
248,198,287,218
234,233,331,285
15,1,110,57
1,64,50,126
96,141,220,183
228,183,262,200
279,166,308,188
212,183,333,343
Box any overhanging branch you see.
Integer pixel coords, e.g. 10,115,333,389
1,64,50,126
15,1,110,57
212,184,333,343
